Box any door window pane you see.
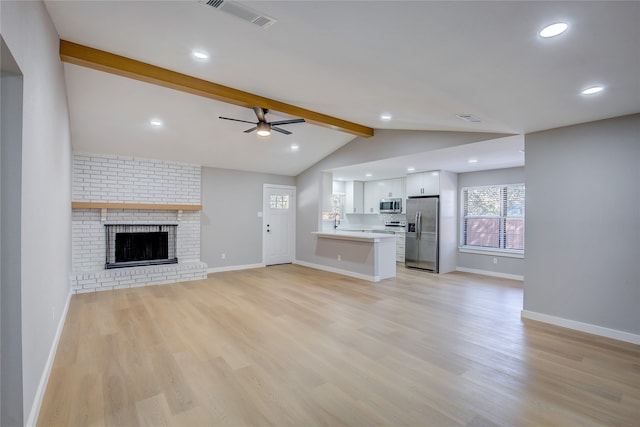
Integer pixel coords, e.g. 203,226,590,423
270,194,289,209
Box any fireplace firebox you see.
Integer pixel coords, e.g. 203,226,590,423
105,224,177,269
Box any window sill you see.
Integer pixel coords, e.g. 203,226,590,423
458,247,524,259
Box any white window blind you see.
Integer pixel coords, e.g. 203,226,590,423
462,184,525,251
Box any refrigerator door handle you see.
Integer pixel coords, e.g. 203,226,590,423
434,199,439,235
416,211,422,239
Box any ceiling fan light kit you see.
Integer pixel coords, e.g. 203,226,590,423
219,106,305,137
256,122,271,136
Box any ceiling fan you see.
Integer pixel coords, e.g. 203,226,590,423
219,106,305,136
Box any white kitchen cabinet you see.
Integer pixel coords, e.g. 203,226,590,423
379,178,405,199
391,178,405,199
345,180,364,214
363,181,379,213
406,173,422,197
394,177,406,212
406,171,440,197
380,180,393,199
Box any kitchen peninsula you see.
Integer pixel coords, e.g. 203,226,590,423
311,230,396,282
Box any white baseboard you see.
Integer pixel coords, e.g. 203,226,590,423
207,263,265,274
456,266,524,281
294,260,379,282
26,290,73,427
521,310,640,345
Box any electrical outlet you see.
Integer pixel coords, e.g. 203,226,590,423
221,253,226,259
337,255,342,261
493,257,498,264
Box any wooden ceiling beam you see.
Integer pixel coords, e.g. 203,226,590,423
59,40,374,138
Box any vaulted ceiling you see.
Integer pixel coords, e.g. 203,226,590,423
44,1,640,176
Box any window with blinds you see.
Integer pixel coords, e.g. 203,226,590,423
461,184,525,252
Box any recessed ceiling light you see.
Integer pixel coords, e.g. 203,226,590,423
150,118,163,126
365,173,373,177
407,167,415,172
468,159,478,164
431,171,439,176
192,50,209,60
539,22,568,38
380,114,392,121
581,86,604,95
290,144,299,151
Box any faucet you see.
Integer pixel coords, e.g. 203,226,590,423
334,213,341,229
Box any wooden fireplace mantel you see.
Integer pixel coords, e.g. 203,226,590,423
71,202,202,211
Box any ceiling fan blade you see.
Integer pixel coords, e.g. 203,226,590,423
219,116,257,125
271,126,292,135
243,127,257,133
252,107,267,122
269,118,306,126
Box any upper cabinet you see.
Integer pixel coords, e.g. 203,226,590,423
363,181,380,213
363,177,406,213
407,171,440,197
345,180,364,214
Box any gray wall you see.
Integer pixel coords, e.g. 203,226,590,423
457,167,525,278
201,167,295,269
1,37,24,427
296,129,511,267
523,114,640,335
1,1,73,423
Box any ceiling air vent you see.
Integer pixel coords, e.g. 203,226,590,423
456,114,482,123
198,0,277,29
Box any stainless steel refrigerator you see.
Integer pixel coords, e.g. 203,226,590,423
405,196,439,272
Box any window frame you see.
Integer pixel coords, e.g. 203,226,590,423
459,183,525,257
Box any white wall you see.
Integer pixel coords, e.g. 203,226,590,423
1,1,73,423
523,114,640,341
201,167,295,270
1,35,24,426
457,167,525,279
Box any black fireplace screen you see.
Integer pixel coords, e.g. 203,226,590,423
105,224,177,269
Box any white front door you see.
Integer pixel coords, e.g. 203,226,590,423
263,184,295,265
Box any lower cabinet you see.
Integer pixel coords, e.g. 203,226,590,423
395,232,406,262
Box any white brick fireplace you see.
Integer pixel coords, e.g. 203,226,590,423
70,153,207,293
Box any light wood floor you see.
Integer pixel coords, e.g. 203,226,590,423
38,264,639,426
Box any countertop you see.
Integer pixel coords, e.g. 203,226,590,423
336,227,405,233
312,230,397,242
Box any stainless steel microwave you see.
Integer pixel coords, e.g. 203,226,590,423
380,198,402,213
